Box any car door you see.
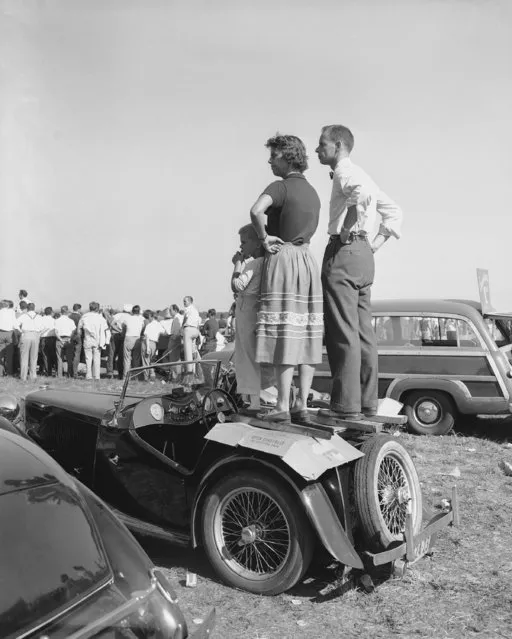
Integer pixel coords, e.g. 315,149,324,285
95,407,190,530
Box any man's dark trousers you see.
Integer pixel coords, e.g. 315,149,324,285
321,235,378,414
40,336,57,377
0,330,14,376
107,333,124,378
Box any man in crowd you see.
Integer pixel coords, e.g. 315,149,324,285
39,307,57,377
122,305,144,378
181,296,201,373
0,300,18,376
316,124,402,419
17,303,43,381
54,305,77,377
15,289,31,314
166,304,183,363
105,304,132,379
78,302,108,380
68,303,83,378
157,309,173,361
141,310,165,380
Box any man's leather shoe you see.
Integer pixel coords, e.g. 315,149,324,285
290,409,312,425
317,409,362,421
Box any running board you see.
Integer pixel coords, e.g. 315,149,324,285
112,509,190,547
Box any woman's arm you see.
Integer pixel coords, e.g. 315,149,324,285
250,194,284,254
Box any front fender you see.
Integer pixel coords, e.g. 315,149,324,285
0,416,28,439
301,483,363,570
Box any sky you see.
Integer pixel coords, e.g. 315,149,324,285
1,0,511,312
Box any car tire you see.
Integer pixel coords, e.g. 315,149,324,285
403,390,455,436
201,471,314,595
353,435,423,553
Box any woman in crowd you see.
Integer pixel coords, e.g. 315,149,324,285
250,134,323,422
231,224,265,413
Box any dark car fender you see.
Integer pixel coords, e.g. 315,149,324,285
190,453,363,570
386,377,466,409
0,415,28,438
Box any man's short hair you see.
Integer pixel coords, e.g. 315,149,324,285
89,301,100,312
73,303,81,311
44,306,53,316
170,304,179,313
143,309,154,320
184,296,193,304
321,125,355,153
19,289,28,298
265,133,308,172
132,305,140,314
19,301,28,311
61,305,69,313
208,308,216,317
27,303,35,311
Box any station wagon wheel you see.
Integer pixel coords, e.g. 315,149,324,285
354,435,423,553
404,390,455,436
201,471,314,595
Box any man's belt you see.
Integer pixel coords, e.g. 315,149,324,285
330,231,368,241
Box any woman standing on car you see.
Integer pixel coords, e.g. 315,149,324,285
250,134,323,422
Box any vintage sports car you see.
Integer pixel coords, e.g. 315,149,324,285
0,420,214,639
1,361,458,596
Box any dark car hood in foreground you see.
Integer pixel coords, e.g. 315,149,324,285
0,430,71,496
25,388,143,420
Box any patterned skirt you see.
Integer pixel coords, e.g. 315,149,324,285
255,243,323,365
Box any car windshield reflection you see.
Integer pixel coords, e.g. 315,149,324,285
121,360,222,401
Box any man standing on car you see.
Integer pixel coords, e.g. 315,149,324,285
316,124,402,419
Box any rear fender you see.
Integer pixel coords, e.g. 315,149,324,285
191,454,364,569
387,378,463,407
301,483,363,570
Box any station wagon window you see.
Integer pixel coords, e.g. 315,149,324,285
373,316,480,348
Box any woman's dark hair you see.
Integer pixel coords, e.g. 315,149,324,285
132,305,141,315
265,134,308,172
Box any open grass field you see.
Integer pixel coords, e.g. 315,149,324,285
4,377,512,639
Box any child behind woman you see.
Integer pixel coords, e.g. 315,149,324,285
231,224,265,412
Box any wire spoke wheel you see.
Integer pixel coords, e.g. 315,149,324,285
377,454,411,536
217,487,291,577
354,435,423,552
202,472,314,594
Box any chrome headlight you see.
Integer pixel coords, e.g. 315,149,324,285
0,393,20,421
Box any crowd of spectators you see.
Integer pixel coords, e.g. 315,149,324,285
0,290,234,382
